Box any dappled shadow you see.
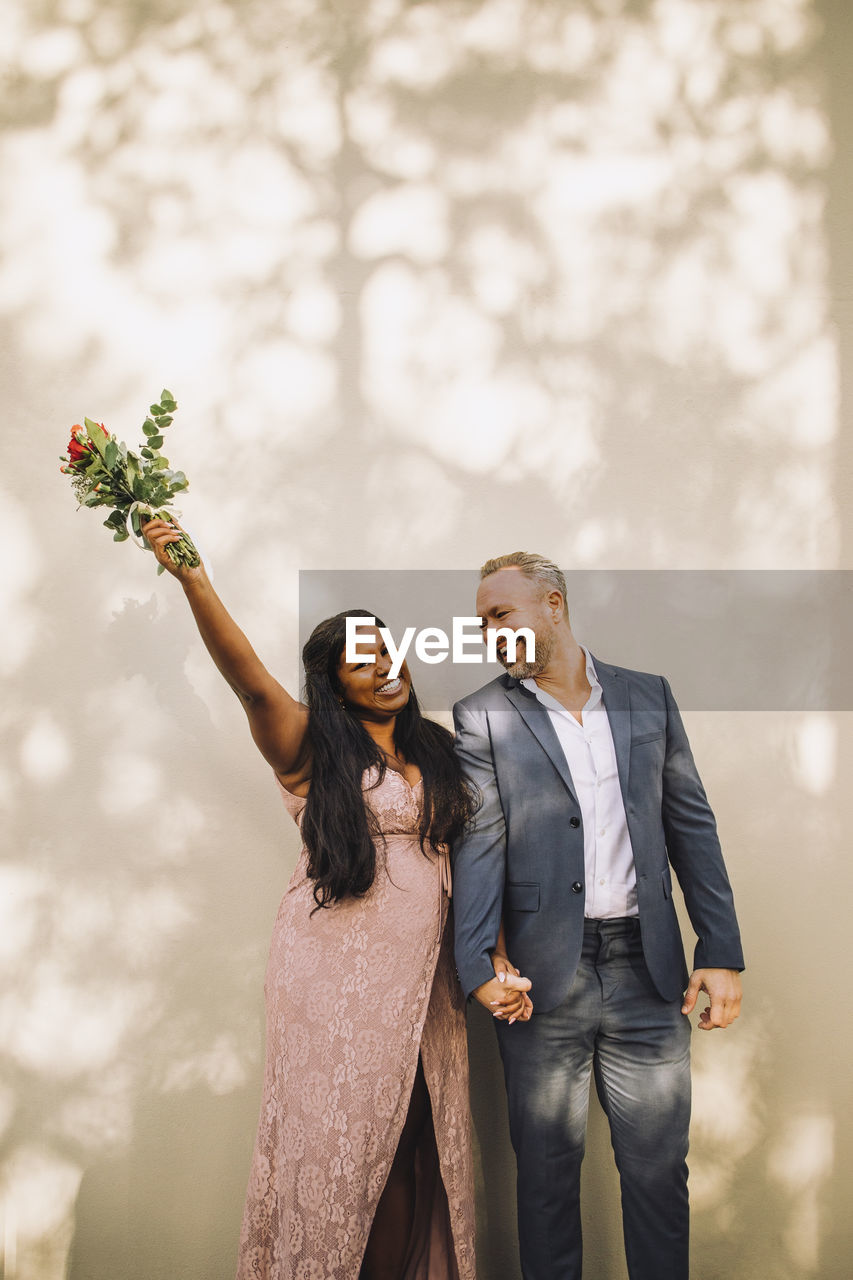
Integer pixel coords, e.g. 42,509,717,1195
67,1083,260,1280
1,0,849,1276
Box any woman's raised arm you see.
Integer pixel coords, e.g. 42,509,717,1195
142,518,310,783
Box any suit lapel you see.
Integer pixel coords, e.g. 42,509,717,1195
594,658,632,802
504,681,579,805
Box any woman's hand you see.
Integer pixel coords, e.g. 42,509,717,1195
485,918,533,1023
483,951,533,1024
141,517,204,582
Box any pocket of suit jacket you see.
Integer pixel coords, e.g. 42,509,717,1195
505,882,540,912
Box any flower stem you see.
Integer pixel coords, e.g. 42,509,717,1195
164,529,201,568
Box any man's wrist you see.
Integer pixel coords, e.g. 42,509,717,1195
460,958,501,1001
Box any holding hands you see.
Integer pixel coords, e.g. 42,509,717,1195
475,949,533,1025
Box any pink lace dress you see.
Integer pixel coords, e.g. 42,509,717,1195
235,766,476,1280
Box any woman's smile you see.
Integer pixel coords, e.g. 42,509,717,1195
375,676,404,697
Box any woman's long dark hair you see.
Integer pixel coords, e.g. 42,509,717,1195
300,609,476,909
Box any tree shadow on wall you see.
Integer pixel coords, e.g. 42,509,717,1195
3,0,850,1277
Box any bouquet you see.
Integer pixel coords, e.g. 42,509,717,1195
60,390,200,574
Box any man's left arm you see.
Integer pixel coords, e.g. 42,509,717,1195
659,676,744,1029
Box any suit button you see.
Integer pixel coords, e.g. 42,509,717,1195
570,816,580,828
572,882,583,894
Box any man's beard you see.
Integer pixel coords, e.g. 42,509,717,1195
502,629,554,680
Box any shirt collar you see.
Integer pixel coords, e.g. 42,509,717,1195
522,647,602,718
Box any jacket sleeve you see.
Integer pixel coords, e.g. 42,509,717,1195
660,676,745,972
451,699,508,999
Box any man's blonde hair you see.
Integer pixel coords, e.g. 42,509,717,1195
479,552,569,616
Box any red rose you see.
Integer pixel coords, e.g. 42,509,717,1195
65,423,105,466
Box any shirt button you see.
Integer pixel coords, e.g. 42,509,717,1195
572,882,583,894
570,816,580,828
599,878,605,885
598,828,606,837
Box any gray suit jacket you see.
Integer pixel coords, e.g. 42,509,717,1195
452,661,744,1012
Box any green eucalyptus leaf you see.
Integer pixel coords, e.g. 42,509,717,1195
113,529,130,541
170,471,188,490
157,563,166,575
105,440,119,468
141,447,154,459
143,419,158,436
150,403,164,417
83,418,109,458
160,389,175,404
158,415,173,427
148,435,164,449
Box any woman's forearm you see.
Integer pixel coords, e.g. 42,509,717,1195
180,569,280,705
142,517,308,774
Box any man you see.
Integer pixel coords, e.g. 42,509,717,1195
452,552,743,1280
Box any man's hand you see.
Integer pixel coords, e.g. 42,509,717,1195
681,968,742,1029
494,951,534,1023
474,957,532,1025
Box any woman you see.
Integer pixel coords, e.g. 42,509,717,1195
141,519,530,1280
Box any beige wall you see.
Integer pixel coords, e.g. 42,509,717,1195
1,1,851,1276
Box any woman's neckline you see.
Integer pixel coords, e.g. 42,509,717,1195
374,762,423,791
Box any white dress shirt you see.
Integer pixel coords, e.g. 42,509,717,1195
523,649,638,918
